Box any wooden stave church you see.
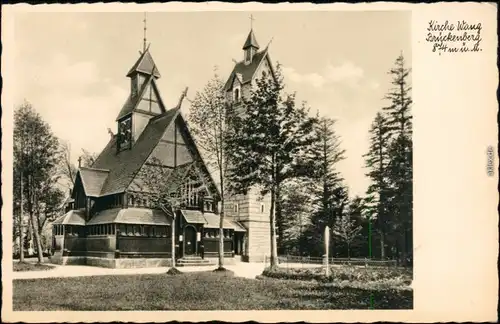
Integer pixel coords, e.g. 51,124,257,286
51,27,274,268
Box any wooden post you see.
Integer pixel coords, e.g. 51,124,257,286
324,225,330,276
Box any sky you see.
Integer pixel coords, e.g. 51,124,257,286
13,10,411,197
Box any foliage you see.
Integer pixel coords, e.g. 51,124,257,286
261,265,412,289
278,179,314,254
380,53,413,264
133,155,212,267
58,141,98,189
226,63,318,267
13,271,413,310
188,69,231,269
302,116,347,257
332,204,363,259
166,267,183,275
13,101,64,263
363,112,392,259
13,262,54,272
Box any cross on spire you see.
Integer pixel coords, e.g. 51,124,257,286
143,12,147,52
249,14,255,30
78,156,82,168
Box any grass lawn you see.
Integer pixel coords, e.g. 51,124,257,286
13,262,55,272
14,270,412,310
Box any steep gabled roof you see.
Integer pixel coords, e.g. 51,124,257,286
77,167,110,197
126,49,161,78
223,49,269,91
115,74,166,121
242,29,260,50
93,108,179,196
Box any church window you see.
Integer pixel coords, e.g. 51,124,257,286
261,203,265,213
233,203,239,214
234,88,240,102
245,49,251,63
118,117,132,151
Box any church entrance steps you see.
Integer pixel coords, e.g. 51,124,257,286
176,256,216,267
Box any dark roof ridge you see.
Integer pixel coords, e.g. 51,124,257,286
79,166,110,173
115,73,155,121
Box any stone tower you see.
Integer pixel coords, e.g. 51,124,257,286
223,27,277,262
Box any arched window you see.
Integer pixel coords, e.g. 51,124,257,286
261,203,265,214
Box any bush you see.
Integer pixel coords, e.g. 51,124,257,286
166,267,183,275
260,265,412,290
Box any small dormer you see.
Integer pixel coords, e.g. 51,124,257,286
242,29,260,65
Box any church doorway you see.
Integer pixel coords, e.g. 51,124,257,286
184,225,197,256
233,232,244,255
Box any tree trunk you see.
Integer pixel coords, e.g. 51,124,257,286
171,210,176,268
30,213,44,263
218,226,224,268
347,242,350,260
380,231,386,260
218,172,225,269
19,172,25,262
269,188,278,268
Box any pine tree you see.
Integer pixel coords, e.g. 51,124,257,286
305,116,347,257
383,53,413,266
364,112,392,259
279,179,314,255
226,64,318,268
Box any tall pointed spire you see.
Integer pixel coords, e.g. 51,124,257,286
242,15,260,64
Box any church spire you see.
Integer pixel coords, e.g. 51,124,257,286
243,15,260,64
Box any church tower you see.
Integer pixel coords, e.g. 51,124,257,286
223,22,276,262
242,29,259,64
115,47,167,152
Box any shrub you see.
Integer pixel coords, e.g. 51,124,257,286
166,267,183,275
260,265,412,290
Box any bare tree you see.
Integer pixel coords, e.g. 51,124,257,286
332,208,362,260
58,141,98,188
133,157,211,268
188,70,231,270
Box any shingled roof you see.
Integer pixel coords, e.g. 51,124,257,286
87,207,172,226
223,49,269,91
52,209,86,226
115,74,156,121
242,29,260,50
126,49,161,78
78,167,110,197
92,108,179,196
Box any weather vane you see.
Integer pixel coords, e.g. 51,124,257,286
143,12,147,52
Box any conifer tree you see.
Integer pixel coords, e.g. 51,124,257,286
226,64,318,268
306,116,347,257
364,112,392,259
383,53,413,265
